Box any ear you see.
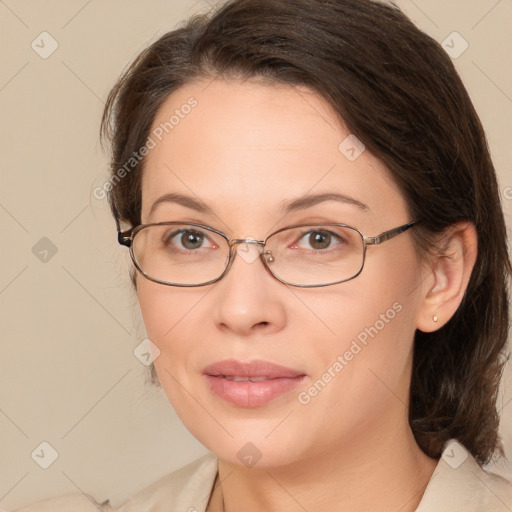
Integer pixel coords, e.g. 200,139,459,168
416,222,478,333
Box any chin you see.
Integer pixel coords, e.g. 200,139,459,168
181,413,317,469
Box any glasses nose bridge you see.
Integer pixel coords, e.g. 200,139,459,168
228,237,266,249
226,237,274,272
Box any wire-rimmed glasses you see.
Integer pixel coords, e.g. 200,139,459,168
117,220,418,287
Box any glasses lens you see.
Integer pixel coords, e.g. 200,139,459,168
132,224,229,285
264,225,364,285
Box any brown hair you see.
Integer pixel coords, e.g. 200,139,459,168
100,0,511,465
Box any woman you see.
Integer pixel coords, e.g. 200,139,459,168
16,0,511,510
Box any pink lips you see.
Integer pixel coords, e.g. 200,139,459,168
203,359,307,408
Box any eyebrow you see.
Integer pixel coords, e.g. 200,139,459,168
278,192,369,214
149,191,369,217
149,193,214,216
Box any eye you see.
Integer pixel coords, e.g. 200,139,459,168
165,229,215,251
295,229,345,251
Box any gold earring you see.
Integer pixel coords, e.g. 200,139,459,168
433,314,439,322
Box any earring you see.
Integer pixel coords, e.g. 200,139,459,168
433,314,439,322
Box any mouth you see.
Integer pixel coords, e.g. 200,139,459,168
203,359,307,408
221,376,274,382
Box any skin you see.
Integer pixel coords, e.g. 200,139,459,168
136,78,478,512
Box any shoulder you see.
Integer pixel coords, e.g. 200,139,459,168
114,452,218,512
11,493,113,512
417,440,512,512
10,453,218,512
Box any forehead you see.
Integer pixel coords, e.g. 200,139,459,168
140,78,408,230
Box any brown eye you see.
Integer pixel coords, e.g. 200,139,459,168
308,231,332,250
164,229,208,251
295,229,344,251
180,231,205,250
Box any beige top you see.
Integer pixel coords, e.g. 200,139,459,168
13,441,512,512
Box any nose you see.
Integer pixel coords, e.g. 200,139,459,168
210,241,287,337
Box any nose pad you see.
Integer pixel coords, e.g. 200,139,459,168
262,250,275,264
235,240,263,265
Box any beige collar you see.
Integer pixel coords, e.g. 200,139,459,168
116,440,511,512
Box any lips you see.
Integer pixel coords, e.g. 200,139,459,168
203,359,307,408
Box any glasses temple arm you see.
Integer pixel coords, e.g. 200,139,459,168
117,230,132,247
364,221,419,245
112,205,134,247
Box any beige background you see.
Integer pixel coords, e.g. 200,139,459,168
0,0,511,509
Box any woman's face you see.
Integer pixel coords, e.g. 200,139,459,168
137,78,427,467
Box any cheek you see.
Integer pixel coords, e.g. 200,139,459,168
292,293,416,445
137,279,203,344
136,280,200,388
137,281,202,411
137,284,171,348
298,253,421,396
304,288,411,372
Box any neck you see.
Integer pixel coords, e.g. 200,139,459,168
211,427,438,512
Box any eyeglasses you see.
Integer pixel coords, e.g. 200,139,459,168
117,220,418,288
